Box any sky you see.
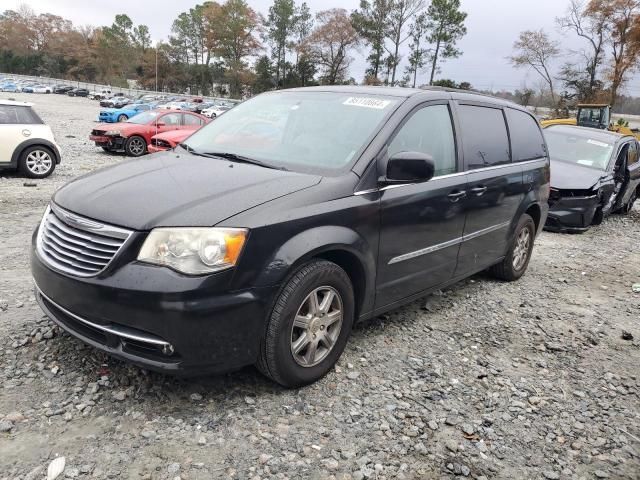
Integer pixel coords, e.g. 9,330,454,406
5,0,640,95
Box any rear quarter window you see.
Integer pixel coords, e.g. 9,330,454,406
506,108,546,161
0,105,43,125
457,104,511,170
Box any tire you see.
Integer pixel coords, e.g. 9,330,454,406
124,135,147,157
18,145,56,179
489,214,536,281
257,260,355,388
117,114,128,122
622,190,637,214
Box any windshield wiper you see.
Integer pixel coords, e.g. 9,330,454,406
191,149,287,171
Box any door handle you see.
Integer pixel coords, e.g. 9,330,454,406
470,186,488,196
447,190,466,202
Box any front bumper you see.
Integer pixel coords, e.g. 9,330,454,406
31,235,278,376
90,134,126,150
544,194,599,233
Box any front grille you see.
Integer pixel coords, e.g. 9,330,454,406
91,129,107,136
37,205,131,277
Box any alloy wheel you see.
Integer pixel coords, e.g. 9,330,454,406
512,228,531,271
290,286,343,368
128,138,145,156
26,150,53,175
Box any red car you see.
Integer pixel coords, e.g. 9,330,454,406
89,109,208,156
148,129,194,153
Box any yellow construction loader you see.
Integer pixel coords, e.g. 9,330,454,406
541,104,640,140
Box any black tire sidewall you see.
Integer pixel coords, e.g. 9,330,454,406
125,136,146,157
266,261,354,387
18,145,56,179
507,215,536,279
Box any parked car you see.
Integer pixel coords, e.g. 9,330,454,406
35,87,549,387
88,88,112,100
98,103,152,123
68,88,89,97
0,83,20,92
544,125,640,232
100,96,132,108
201,105,231,118
89,109,207,156
53,85,73,94
0,99,61,178
32,84,53,94
148,129,194,153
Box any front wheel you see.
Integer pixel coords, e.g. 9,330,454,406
622,190,637,214
257,260,355,388
489,214,536,281
117,114,128,122
18,146,56,179
124,135,147,157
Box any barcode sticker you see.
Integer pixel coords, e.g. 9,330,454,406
343,97,391,109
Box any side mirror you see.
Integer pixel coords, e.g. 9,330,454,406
156,121,166,127
381,151,435,184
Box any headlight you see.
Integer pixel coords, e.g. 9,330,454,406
105,130,121,136
137,227,248,275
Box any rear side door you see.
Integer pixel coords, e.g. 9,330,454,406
375,101,467,308
454,103,525,275
616,139,640,207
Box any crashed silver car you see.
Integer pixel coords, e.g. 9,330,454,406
544,125,639,232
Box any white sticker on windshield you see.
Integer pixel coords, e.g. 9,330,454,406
577,159,595,166
343,97,391,109
587,139,609,148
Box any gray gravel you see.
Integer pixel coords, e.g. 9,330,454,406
1,92,639,479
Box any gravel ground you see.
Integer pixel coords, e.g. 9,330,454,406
1,92,639,480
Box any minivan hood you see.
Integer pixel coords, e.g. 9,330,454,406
550,159,606,190
53,151,322,230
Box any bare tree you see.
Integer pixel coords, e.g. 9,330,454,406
385,0,425,85
510,30,561,105
307,8,360,84
556,0,608,101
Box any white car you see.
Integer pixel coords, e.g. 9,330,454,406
201,105,231,118
88,88,112,100
0,100,61,178
32,85,52,94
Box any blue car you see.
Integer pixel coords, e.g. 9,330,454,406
98,103,152,123
1,83,20,92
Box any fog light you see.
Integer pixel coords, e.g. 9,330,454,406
162,344,175,356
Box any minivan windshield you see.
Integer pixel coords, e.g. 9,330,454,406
544,130,614,170
182,91,400,174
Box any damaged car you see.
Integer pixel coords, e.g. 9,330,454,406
89,110,207,156
544,125,640,232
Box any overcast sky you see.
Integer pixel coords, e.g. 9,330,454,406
5,0,640,95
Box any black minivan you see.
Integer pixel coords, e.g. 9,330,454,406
31,87,549,387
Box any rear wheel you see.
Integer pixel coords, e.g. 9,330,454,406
124,135,147,157
489,214,535,281
18,146,56,179
257,260,354,388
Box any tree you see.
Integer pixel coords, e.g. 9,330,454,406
132,25,151,53
308,8,359,84
292,2,314,86
350,0,391,81
253,55,275,93
588,0,640,106
557,0,608,101
424,0,467,85
264,0,296,87
404,12,429,88
510,30,561,104
385,0,424,85
211,0,262,97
